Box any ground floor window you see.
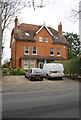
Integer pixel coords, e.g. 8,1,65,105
30,60,34,68
24,60,28,69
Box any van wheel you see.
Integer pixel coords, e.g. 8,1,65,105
59,77,62,80
47,75,50,80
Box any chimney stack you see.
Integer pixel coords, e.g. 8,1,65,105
58,22,62,35
14,16,18,29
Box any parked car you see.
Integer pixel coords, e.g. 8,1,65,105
43,63,64,80
25,68,44,81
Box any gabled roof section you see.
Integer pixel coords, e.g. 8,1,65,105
11,23,68,45
36,24,53,36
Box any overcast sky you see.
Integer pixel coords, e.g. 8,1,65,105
2,0,80,64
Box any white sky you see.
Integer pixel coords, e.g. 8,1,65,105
2,0,80,64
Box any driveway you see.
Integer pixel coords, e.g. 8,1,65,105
2,75,79,94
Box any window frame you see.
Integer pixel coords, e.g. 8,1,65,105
50,48,54,56
30,60,35,68
25,32,30,37
24,46,30,55
39,36,43,42
24,60,28,69
57,48,61,56
45,37,48,42
32,46,37,55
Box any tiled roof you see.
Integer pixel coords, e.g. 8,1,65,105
20,55,66,60
13,23,68,45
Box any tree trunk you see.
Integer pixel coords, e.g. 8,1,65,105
0,1,2,119
0,1,2,81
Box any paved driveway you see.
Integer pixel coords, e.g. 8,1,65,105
2,75,79,94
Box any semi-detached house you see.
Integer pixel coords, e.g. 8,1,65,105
10,16,68,69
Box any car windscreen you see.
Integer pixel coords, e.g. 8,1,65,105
33,69,43,73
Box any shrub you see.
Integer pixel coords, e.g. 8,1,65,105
3,68,9,75
9,68,25,75
69,59,79,77
51,59,80,78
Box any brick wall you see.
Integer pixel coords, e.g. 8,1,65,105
11,27,68,69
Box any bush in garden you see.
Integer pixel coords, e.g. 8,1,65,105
79,58,81,74
51,60,70,75
3,68,9,75
69,59,79,77
9,68,25,75
51,59,79,78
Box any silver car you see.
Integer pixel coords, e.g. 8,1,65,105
25,68,44,81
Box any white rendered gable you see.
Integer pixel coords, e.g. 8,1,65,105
36,24,53,36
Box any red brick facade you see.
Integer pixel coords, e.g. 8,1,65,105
10,17,68,69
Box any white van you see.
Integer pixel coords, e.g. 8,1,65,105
43,63,64,80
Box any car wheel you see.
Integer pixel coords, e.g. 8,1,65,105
46,75,50,80
29,77,32,81
25,74,27,78
40,78,43,81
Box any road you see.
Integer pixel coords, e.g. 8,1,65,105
2,88,79,118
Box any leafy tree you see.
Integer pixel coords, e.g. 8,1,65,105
0,0,54,65
63,32,80,59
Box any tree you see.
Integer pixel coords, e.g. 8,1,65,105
1,0,54,40
63,32,80,59
1,0,52,62
0,1,2,77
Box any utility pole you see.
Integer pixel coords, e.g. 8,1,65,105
0,1,2,120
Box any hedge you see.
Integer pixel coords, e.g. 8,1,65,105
3,67,26,75
51,59,80,78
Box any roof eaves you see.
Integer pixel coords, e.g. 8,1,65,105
15,38,36,42
52,41,68,45
36,24,53,36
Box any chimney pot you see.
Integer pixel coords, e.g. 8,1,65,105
58,22,62,35
14,16,18,29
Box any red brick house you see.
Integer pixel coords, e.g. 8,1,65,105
10,16,68,69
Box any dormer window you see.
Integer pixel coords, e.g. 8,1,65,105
56,36,58,39
25,32,30,36
54,36,58,40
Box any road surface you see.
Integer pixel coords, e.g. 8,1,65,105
2,88,79,118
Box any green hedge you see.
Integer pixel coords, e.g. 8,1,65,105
51,59,80,78
2,68,9,75
3,67,26,75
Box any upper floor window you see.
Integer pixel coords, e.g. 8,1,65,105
32,47,37,55
39,36,42,42
45,37,48,42
50,48,54,56
24,46,29,55
57,48,61,56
